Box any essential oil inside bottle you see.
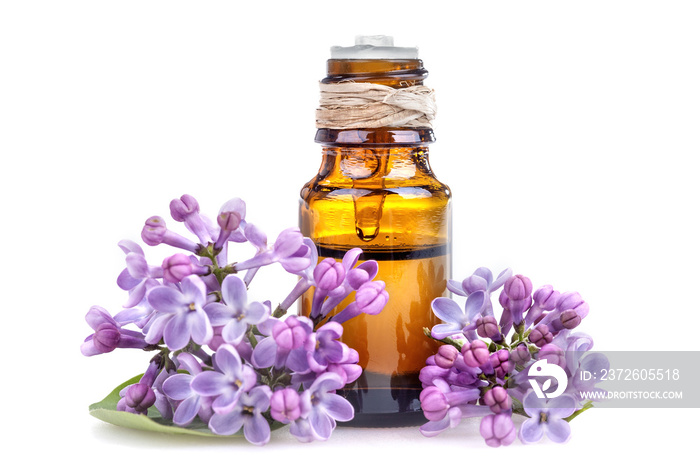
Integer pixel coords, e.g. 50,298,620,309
299,36,451,427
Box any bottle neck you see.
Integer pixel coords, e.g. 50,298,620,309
316,58,434,147
314,127,435,146
322,59,428,87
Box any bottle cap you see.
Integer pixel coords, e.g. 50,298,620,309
330,35,419,59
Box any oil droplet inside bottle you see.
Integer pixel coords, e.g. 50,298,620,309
353,192,385,242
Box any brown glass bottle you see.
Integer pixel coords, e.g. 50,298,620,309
299,42,451,427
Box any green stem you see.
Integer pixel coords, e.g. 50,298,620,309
564,400,594,422
422,327,464,350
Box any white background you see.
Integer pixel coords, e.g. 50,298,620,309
2,0,698,464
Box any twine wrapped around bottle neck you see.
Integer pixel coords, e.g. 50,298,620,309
315,82,437,129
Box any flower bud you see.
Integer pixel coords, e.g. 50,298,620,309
122,383,156,414
355,281,389,316
557,291,589,319
162,253,194,283
272,316,308,350
92,322,121,354
461,340,490,368
489,349,514,378
533,285,560,311
434,344,460,369
313,258,346,291
169,194,200,222
510,343,531,365
217,198,246,230
419,386,449,421
483,386,512,414
560,309,582,329
270,388,301,423
480,413,516,447
463,274,488,294
476,316,500,340
273,228,305,258
346,267,370,290
529,324,553,347
504,274,532,301
217,211,242,232
141,216,167,246
538,343,566,368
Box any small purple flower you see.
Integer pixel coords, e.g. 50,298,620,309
524,285,561,327
314,258,346,292
302,322,348,373
203,275,269,345
324,348,362,386
557,291,589,319
529,324,553,348
272,316,309,350
277,238,319,312
560,309,582,329
502,274,533,325
80,306,147,356
510,343,531,365
447,267,512,299
161,253,208,284
483,386,512,414
480,413,516,447
270,388,302,424
116,242,163,308
434,344,460,369
431,291,487,339
519,390,576,444
314,248,380,318
461,339,490,368
214,197,246,250
190,344,257,414
208,385,272,445
331,280,389,325
299,372,354,441
117,358,161,415
170,194,215,244
420,379,480,421
146,275,213,351
161,353,213,425
489,349,514,378
504,274,532,301
251,316,314,370
118,383,156,414
476,315,501,340
419,400,492,438
234,227,311,274
141,216,199,253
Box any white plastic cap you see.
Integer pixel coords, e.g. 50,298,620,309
330,35,419,59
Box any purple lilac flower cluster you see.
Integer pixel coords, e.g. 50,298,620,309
81,195,388,445
420,267,606,446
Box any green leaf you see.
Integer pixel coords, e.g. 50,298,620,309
89,374,235,437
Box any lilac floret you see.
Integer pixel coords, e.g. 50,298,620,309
190,344,257,414
483,386,512,414
519,390,577,444
81,306,147,356
208,385,272,445
298,372,354,441
461,339,490,368
146,275,213,351
270,388,302,424
480,413,516,447
203,275,269,345
431,291,486,339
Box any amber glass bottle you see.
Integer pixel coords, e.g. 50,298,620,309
299,37,451,427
